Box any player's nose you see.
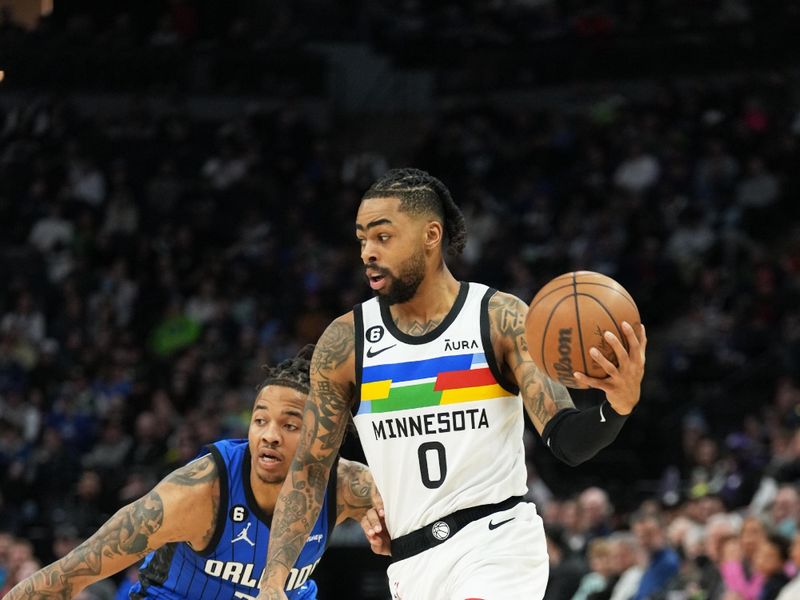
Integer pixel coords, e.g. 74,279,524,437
360,240,378,264
261,421,282,445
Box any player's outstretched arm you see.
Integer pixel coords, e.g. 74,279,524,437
489,291,646,466
5,454,219,600
259,316,355,600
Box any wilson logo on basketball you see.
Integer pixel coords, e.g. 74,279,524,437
552,328,577,387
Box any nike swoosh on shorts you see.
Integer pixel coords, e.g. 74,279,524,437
487,517,515,530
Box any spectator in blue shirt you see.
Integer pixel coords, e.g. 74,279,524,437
631,510,680,600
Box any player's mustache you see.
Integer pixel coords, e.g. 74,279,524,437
365,263,392,277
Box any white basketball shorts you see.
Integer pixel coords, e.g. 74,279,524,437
386,502,549,600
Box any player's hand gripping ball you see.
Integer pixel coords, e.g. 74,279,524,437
525,271,641,389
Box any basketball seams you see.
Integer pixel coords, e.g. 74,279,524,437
530,277,637,315
579,292,633,350
573,281,638,312
571,273,589,374
526,271,639,388
528,282,576,314
576,292,627,371
538,294,578,381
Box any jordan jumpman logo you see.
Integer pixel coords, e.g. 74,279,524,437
232,522,255,546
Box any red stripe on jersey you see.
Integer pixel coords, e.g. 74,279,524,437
433,367,495,391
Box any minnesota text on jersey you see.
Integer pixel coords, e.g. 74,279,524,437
371,407,489,440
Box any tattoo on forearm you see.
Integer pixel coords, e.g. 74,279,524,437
543,373,574,410
489,293,574,427
337,461,373,518
7,492,164,600
264,319,354,588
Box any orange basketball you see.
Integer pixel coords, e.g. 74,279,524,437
524,271,641,389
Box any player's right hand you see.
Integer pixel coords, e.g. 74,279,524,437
361,507,391,556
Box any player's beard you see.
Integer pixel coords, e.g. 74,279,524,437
254,469,286,485
375,247,426,305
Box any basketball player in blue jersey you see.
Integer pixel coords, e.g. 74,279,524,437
6,346,388,600
259,168,647,600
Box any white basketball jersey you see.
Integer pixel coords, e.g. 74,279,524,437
352,282,528,538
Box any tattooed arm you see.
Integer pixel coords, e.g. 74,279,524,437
335,458,381,524
336,458,392,557
488,291,575,433
260,315,356,600
5,454,219,600
489,290,646,465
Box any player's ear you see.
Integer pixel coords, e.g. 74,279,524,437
424,220,443,251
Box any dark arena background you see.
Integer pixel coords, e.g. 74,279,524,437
1,1,800,599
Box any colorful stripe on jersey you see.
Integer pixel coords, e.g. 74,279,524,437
358,352,515,415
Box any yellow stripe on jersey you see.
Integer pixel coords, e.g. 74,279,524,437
440,383,515,405
361,379,392,401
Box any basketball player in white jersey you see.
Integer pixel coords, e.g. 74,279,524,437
258,168,647,600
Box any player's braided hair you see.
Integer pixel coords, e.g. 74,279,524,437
362,168,467,257
257,344,314,395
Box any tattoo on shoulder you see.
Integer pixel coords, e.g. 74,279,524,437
488,292,529,366
164,454,217,487
312,320,354,375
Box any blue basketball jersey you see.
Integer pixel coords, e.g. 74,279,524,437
129,439,337,600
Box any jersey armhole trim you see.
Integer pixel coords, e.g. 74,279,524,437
480,287,520,396
324,456,339,551
352,304,364,416
194,444,229,556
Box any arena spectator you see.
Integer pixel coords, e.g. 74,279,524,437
631,511,681,600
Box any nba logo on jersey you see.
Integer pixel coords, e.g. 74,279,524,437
431,521,450,540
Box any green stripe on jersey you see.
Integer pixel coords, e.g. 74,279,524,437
371,382,442,413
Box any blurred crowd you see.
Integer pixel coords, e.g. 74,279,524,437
20,0,800,47
1,10,800,596
539,485,800,600
4,1,800,97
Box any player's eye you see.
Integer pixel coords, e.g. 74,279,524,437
254,418,266,426
285,423,299,432
378,234,390,242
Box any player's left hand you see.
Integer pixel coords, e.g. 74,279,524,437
361,507,391,555
572,321,646,415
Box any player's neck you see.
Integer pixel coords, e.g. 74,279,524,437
388,265,460,328
250,471,282,516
